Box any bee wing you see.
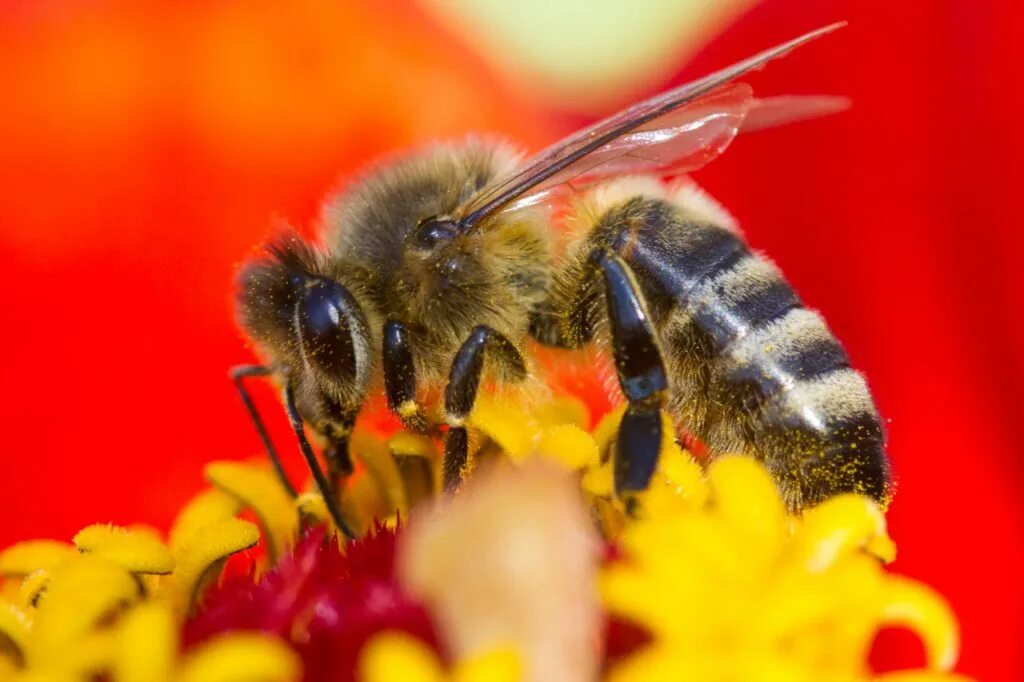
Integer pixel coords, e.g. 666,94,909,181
455,22,846,226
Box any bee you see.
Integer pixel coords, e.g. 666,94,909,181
232,23,889,537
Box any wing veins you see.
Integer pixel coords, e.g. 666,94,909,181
457,22,846,228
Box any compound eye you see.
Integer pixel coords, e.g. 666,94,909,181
411,217,460,250
296,280,358,381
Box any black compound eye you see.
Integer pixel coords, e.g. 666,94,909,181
411,217,460,250
296,280,358,381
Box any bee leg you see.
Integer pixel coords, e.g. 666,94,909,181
591,249,669,500
230,364,298,498
442,325,527,491
383,320,428,431
282,378,357,540
321,411,356,492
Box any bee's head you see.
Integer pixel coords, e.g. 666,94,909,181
236,234,372,416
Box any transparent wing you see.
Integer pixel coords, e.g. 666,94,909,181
454,22,846,227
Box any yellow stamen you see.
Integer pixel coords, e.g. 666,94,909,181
0,597,30,667
163,517,259,616
113,602,177,682
205,461,295,562
28,556,138,669
74,524,175,575
168,490,243,558
0,541,77,579
178,632,301,682
881,577,960,672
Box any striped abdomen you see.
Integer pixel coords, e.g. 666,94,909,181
596,195,890,509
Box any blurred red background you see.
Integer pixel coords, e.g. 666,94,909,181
0,0,1020,679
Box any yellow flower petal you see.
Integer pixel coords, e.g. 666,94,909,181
388,432,438,460
74,524,175,575
706,456,786,550
114,603,177,682
62,629,117,680
581,461,614,498
591,404,627,454
295,492,331,528
179,632,301,682
29,556,138,667
797,494,893,572
874,672,973,682
470,395,539,462
452,646,523,682
350,430,406,519
880,577,960,672
533,394,590,430
535,424,599,470
359,631,443,682
163,517,259,615
17,569,50,609
205,461,295,562
0,597,30,667
388,433,439,511
0,541,76,578
169,490,243,557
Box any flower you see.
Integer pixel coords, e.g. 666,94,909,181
600,457,962,681
0,389,971,681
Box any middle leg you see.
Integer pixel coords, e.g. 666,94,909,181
441,325,527,491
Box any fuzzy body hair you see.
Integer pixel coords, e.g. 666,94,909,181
237,140,888,508
550,180,889,508
238,141,551,413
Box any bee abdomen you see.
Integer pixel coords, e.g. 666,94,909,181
597,196,888,506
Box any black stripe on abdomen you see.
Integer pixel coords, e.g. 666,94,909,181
599,198,751,307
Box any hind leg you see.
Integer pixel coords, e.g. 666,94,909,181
531,247,669,500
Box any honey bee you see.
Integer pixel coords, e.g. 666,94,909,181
232,23,889,537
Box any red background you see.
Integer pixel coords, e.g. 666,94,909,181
0,1,1020,679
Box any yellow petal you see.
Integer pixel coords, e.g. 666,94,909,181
163,518,259,615
642,439,706,513
29,556,139,667
797,494,892,571
535,424,599,470
534,394,590,430
706,455,786,548
351,429,406,518
62,629,117,680
388,432,438,460
880,577,960,672
295,492,330,528
0,541,76,578
0,597,30,667
581,461,614,498
470,395,539,462
17,569,50,609
169,489,243,557
591,404,627,454
113,602,177,682
74,524,175,575
453,646,523,682
179,632,301,682
388,433,440,512
205,461,295,562
359,631,443,682
874,672,973,682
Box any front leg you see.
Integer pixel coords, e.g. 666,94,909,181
283,379,357,540
534,248,669,500
442,325,527,491
383,320,428,432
